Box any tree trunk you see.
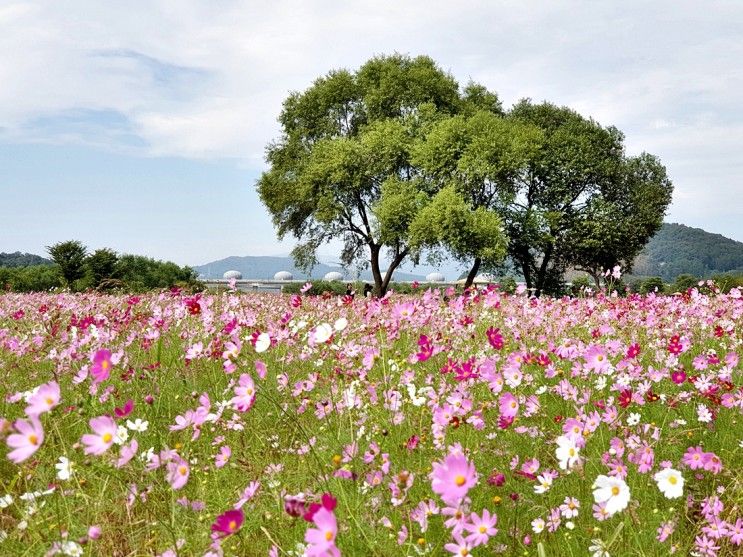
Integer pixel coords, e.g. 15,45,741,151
369,244,383,297
463,257,482,290
534,244,554,297
380,249,409,296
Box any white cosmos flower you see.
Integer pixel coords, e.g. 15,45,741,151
534,474,553,494
60,540,83,556
654,468,684,499
592,475,630,516
255,333,271,353
531,518,545,533
626,413,641,426
55,456,74,481
0,494,13,509
334,317,348,332
312,323,333,344
126,418,149,432
556,435,580,470
113,425,129,445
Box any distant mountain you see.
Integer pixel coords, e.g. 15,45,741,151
0,252,53,268
632,223,743,280
193,255,426,281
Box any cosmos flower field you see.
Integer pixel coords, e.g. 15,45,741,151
1,285,741,556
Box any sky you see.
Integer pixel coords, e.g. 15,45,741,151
1,0,742,269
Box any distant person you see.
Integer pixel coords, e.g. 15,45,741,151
363,283,373,298
345,283,355,298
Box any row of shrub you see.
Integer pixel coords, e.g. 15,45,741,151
0,255,202,293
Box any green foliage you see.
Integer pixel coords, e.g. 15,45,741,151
671,273,699,293
710,272,743,293
408,185,507,268
86,248,119,289
639,276,666,294
570,275,592,295
0,265,62,292
47,240,87,289
114,255,199,292
501,101,672,295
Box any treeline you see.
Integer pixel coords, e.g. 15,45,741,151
0,241,201,293
570,272,743,296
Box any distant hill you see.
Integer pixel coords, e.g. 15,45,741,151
193,255,426,282
0,252,53,268
632,223,743,280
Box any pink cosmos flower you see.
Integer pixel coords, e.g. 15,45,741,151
682,446,706,470
231,373,256,412
498,392,519,419
6,415,44,463
116,440,138,468
304,494,340,557
114,399,134,419
81,416,117,455
25,381,60,417
211,509,244,537
463,509,498,546
444,533,473,556
91,349,113,384
167,458,190,490
215,445,231,468
431,452,478,505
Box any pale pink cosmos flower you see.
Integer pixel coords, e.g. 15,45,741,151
431,452,478,505
304,507,340,557
25,381,60,417
231,374,256,412
6,415,44,463
167,458,190,490
116,439,138,468
81,416,117,455
498,392,519,418
215,445,231,468
463,509,498,546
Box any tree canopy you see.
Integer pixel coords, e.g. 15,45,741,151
258,55,673,296
258,54,506,295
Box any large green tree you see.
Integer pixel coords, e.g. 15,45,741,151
86,248,119,289
47,240,87,289
258,54,486,296
413,110,539,287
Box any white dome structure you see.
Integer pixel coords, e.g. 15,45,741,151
223,270,242,280
426,272,445,282
273,271,294,281
324,271,344,281
474,273,497,284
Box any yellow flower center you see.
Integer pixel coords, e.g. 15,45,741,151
569,448,575,456
102,433,112,443
597,355,604,361
179,466,187,476
454,474,466,487
479,525,487,533
101,360,109,369
28,434,38,445
228,520,237,531
45,397,54,405
325,531,334,541
668,475,677,485
611,486,620,496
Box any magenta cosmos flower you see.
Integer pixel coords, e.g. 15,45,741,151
211,508,244,537
6,416,44,463
81,415,117,455
431,452,478,504
25,381,60,417
90,349,113,384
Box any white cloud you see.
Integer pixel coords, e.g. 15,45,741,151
1,0,742,236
